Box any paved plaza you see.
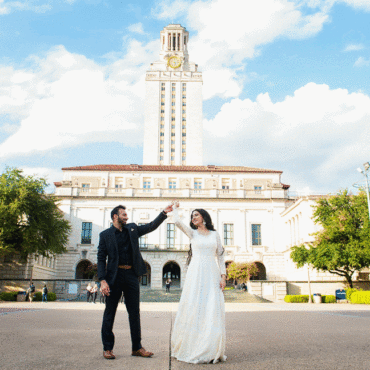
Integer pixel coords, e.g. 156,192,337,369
1,300,370,370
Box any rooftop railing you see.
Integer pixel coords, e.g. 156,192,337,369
55,187,289,199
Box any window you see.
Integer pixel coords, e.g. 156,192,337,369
161,110,165,113
182,110,186,114
171,140,175,144
171,156,175,160
182,102,186,106
171,117,175,121
167,223,175,248
161,94,165,98
160,140,164,144
138,223,148,248
182,95,186,99
160,156,164,160
171,133,175,136
171,148,175,152
160,124,164,129
160,117,164,121
194,180,202,189
182,140,186,144
182,125,186,129
172,94,175,99
169,180,176,191
160,132,164,136
182,157,186,161
81,222,92,244
182,149,186,153
224,224,234,245
252,224,262,246
182,133,186,137
161,102,164,106
172,109,175,114
81,183,90,192
254,186,262,194
172,102,175,106
160,148,164,152
172,87,176,92
182,117,186,121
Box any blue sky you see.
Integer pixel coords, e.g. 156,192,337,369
0,0,370,194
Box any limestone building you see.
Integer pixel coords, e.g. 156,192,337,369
1,24,350,298
143,24,203,166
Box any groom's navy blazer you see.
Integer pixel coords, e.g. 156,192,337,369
97,212,167,287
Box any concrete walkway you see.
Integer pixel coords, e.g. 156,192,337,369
1,301,369,370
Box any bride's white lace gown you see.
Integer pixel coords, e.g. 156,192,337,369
171,208,227,364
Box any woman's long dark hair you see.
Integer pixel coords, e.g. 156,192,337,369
187,209,216,265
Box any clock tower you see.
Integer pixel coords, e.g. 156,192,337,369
143,24,203,166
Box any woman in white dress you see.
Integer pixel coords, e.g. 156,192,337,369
170,202,227,364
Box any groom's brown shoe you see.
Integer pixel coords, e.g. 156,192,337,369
103,350,116,359
132,347,153,357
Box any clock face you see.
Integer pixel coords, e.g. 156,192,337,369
168,56,181,69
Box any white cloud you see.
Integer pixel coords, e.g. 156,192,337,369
354,56,370,67
127,22,145,35
0,41,158,159
154,0,331,99
337,0,370,11
20,166,63,186
0,0,52,14
203,83,370,191
344,43,365,52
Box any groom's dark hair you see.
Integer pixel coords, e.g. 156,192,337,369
111,205,126,220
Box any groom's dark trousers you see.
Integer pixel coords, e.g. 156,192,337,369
98,211,167,352
102,268,141,351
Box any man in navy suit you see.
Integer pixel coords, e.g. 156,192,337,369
98,204,173,360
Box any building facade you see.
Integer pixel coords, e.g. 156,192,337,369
1,24,352,295
143,24,203,166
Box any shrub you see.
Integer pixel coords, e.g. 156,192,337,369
322,295,336,303
33,292,57,301
284,295,310,303
224,287,235,291
345,288,361,302
350,291,370,304
0,292,17,301
284,294,336,303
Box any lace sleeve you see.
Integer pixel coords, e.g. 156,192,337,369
216,231,226,275
172,207,194,239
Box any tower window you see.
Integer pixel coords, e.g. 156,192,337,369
182,133,186,137
171,133,175,136
160,132,164,136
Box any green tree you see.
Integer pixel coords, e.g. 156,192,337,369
291,190,370,288
0,167,71,259
226,262,258,284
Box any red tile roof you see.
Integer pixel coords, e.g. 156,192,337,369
61,164,283,174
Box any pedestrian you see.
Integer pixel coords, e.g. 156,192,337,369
99,287,105,304
86,283,92,303
92,283,98,304
165,279,171,293
42,284,48,302
27,283,35,303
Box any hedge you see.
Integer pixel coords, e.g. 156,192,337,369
0,292,17,301
350,291,370,304
33,292,57,301
284,294,336,303
345,288,360,301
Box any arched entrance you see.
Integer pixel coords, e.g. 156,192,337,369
250,262,267,280
163,261,181,288
141,262,151,287
75,259,94,279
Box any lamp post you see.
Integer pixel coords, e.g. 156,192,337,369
357,162,370,220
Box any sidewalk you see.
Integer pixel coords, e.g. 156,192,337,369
1,301,369,370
